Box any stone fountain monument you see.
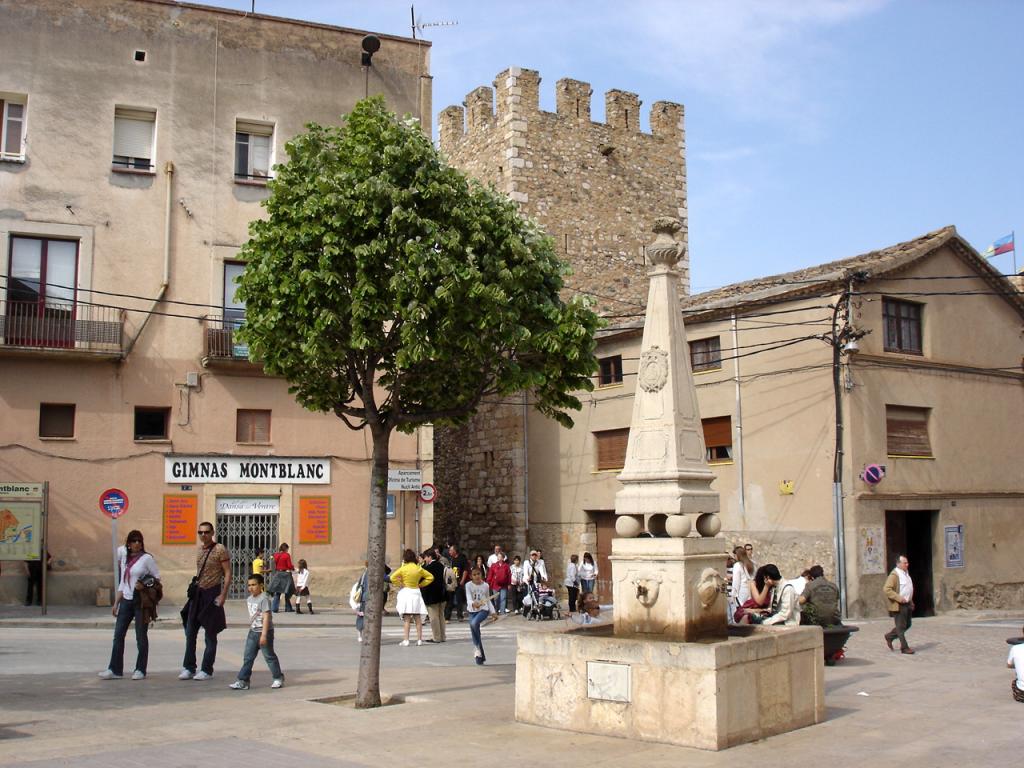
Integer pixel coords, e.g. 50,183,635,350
515,219,825,750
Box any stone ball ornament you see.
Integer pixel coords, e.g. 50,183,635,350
615,514,644,538
695,513,721,538
665,514,692,538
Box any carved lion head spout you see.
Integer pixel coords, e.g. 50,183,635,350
633,573,663,607
697,567,727,609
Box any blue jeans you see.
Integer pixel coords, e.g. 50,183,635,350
581,579,596,595
108,597,148,676
468,610,489,658
495,587,508,613
237,628,283,682
271,592,293,612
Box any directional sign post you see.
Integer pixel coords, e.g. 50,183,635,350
99,489,129,598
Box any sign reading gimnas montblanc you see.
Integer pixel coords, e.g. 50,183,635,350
165,456,331,484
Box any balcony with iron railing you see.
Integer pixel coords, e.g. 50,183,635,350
0,300,123,359
203,315,265,374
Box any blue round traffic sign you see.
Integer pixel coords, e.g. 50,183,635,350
99,488,129,519
862,464,884,485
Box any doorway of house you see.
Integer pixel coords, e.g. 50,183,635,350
884,509,937,617
591,510,616,604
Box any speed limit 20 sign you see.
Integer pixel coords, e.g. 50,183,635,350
419,483,437,503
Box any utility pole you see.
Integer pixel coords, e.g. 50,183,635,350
828,272,868,618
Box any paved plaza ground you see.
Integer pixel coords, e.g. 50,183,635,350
0,603,1021,766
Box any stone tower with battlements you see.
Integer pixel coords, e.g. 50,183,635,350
433,68,688,560
439,67,689,311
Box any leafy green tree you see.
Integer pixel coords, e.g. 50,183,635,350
237,97,599,707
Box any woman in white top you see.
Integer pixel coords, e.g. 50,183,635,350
563,554,581,612
579,552,598,595
294,559,313,614
99,529,159,680
731,546,756,610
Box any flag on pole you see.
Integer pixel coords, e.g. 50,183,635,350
982,233,1014,258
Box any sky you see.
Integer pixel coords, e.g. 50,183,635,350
211,0,1023,293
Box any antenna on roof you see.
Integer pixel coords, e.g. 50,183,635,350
410,5,457,40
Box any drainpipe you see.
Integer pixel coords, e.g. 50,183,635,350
122,160,174,359
523,390,529,551
731,311,746,526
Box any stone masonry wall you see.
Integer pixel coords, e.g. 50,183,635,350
434,68,688,558
432,402,528,559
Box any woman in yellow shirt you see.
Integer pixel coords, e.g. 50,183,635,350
389,549,434,647
252,549,265,576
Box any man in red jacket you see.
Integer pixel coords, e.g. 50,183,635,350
486,553,512,614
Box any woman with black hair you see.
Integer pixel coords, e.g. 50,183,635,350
99,529,160,680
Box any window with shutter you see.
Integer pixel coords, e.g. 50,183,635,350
689,337,722,372
598,355,623,386
236,409,271,443
886,405,932,457
113,107,156,169
235,120,274,180
39,403,75,438
1,96,27,160
594,428,629,471
882,299,922,354
701,415,733,462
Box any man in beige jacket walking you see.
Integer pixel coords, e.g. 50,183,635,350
883,555,915,654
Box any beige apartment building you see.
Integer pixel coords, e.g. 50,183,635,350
529,226,1024,618
0,0,434,603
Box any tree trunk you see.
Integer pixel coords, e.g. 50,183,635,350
355,421,392,708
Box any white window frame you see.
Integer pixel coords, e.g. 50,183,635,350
0,94,27,162
112,106,156,171
235,119,274,181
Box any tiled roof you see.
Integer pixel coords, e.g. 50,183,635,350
597,225,1024,338
681,226,959,316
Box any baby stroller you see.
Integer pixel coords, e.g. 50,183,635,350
522,581,561,621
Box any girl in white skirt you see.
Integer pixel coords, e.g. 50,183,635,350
389,548,435,646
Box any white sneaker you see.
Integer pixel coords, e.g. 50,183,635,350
399,639,410,647
357,633,363,644
131,670,145,681
178,669,193,680
229,680,249,690
271,678,284,689
97,669,122,680
192,671,212,681
416,640,424,646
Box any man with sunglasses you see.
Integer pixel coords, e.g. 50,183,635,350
180,522,231,681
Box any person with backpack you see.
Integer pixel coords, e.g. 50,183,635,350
420,549,447,642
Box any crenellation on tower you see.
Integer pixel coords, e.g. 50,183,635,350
494,67,541,119
650,100,684,139
605,89,642,132
465,85,496,130
556,78,593,122
438,105,465,151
